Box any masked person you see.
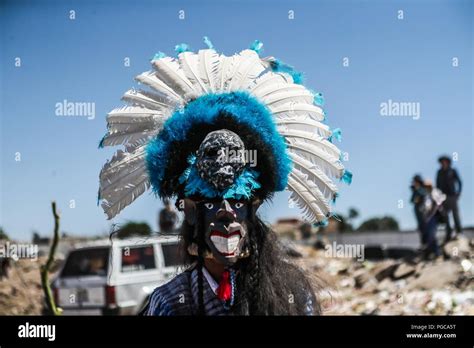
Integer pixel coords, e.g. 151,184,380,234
98,39,351,315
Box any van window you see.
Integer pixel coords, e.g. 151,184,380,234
121,245,156,272
61,247,109,277
161,243,182,267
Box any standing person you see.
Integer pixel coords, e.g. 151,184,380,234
410,174,427,245
0,257,11,280
158,198,178,233
420,180,446,259
436,155,462,242
98,40,351,315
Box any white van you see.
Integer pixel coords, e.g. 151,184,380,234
51,235,182,315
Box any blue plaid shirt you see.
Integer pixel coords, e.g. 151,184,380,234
144,267,316,315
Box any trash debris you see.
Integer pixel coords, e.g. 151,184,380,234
295,237,474,315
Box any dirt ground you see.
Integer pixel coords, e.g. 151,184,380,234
0,257,47,315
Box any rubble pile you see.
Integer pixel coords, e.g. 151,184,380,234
0,257,46,315
296,236,474,315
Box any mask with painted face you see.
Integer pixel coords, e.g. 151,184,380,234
182,198,255,265
202,199,249,265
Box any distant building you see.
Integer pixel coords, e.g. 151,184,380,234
273,218,303,239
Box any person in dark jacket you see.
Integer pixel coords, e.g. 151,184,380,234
436,155,462,242
158,198,178,233
410,174,427,245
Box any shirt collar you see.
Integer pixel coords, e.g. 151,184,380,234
202,266,219,294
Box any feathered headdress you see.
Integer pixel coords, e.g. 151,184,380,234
98,38,351,223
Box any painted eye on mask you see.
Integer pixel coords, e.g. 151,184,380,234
234,202,244,209
204,203,214,210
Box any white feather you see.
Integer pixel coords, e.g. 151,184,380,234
289,153,338,200
279,128,340,158
100,146,146,181
228,50,266,90
152,56,195,96
292,168,331,215
248,71,294,93
277,118,331,138
287,176,327,222
107,105,164,120
269,103,325,121
106,106,166,131
217,54,238,91
261,89,314,107
100,157,147,194
101,129,159,148
135,71,183,103
252,83,305,99
101,178,150,220
99,146,150,219
103,107,164,148
178,51,209,94
122,89,177,111
286,138,344,179
198,49,220,92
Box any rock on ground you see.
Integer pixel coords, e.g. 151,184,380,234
295,238,474,315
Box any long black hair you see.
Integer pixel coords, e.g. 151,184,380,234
180,203,321,315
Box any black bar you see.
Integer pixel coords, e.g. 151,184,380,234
0,315,472,346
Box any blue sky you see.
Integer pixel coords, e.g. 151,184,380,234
1,0,472,240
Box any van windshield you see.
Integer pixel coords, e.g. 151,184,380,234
61,247,110,277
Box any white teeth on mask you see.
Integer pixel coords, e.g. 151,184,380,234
210,235,240,255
